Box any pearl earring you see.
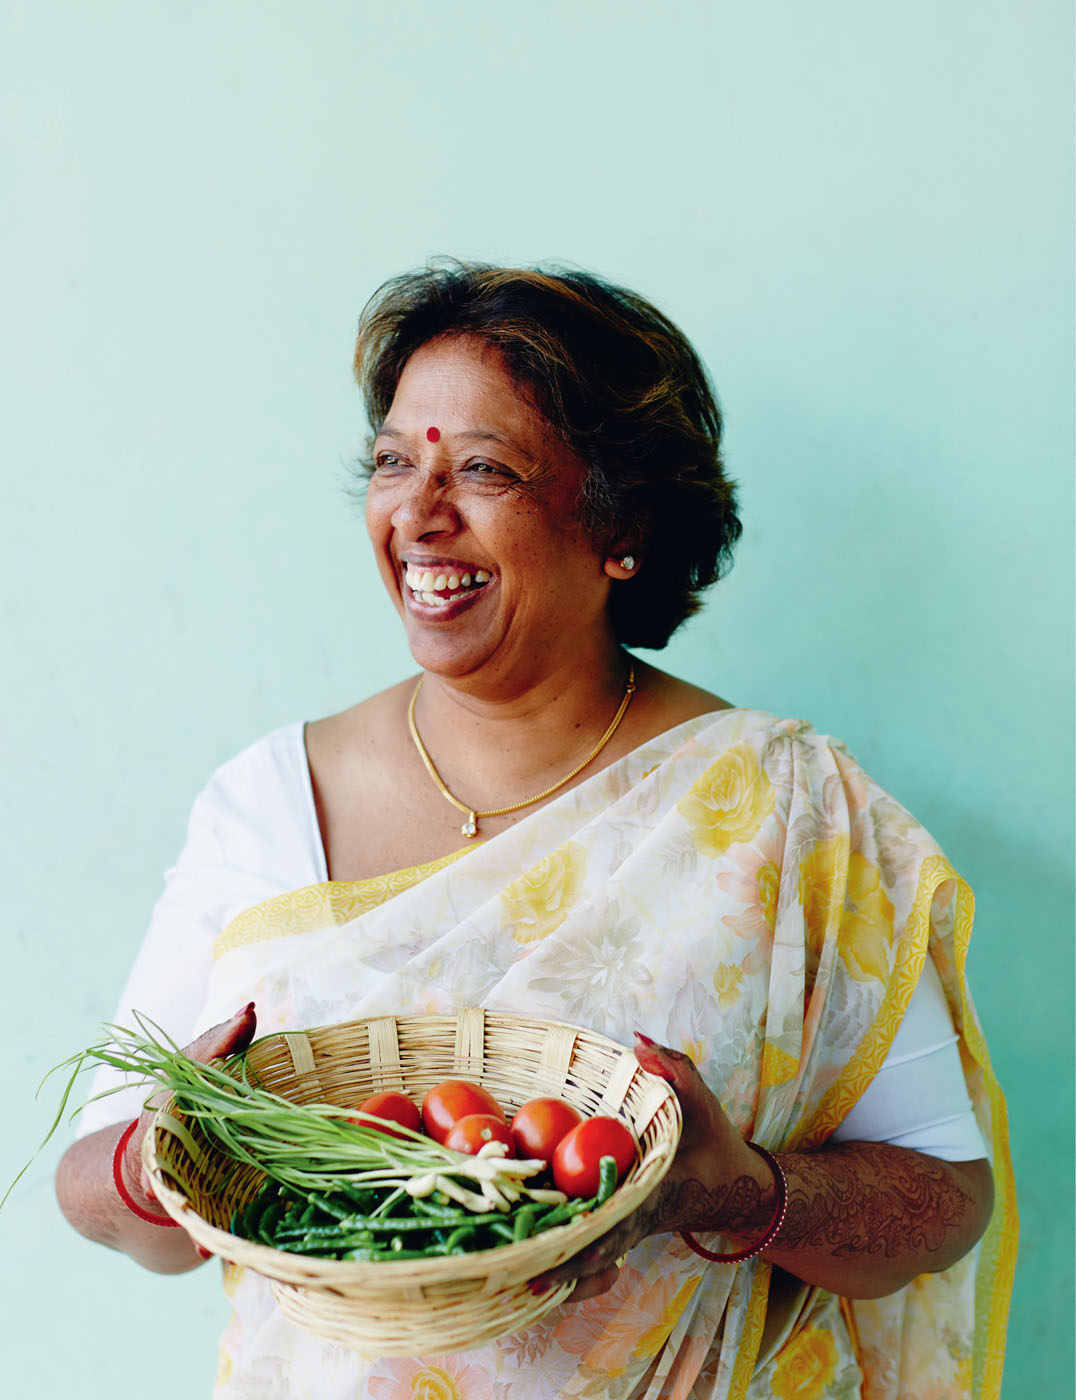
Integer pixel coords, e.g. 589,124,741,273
620,555,636,571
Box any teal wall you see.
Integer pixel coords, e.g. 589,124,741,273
3,3,1071,1394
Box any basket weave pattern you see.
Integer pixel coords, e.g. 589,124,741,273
144,1008,682,1355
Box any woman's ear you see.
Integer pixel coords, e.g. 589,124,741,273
603,553,638,580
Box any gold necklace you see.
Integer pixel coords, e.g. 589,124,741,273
407,663,637,838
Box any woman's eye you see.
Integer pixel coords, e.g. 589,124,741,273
465,460,508,477
373,453,404,470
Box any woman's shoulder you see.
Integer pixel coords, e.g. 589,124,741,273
637,665,830,749
303,679,415,781
185,721,323,881
201,720,310,800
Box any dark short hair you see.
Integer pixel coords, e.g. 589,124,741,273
353,262,742,649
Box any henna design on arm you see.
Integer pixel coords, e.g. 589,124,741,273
637,1144,980,1273
776,1143,976,1259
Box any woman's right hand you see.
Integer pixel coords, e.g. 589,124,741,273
123,1002,258,1214
55,1002,258,1273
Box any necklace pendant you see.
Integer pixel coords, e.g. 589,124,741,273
461,812,478,838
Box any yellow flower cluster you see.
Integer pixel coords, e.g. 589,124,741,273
501,842,586,944
798,838,895,984
679,745,775,857
770,1323,839,1399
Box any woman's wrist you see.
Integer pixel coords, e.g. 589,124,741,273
114,1118,179,1226
675,1137,781,1238
680,1144,788,1262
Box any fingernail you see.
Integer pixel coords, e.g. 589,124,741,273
634,1030,657,1047
196,1245,212,1260
237,1002,255,1017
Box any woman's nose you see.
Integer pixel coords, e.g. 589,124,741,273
390,470,459,537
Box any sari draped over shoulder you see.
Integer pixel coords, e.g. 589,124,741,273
200,710,1016,1400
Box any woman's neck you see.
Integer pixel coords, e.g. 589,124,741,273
409,645,634,810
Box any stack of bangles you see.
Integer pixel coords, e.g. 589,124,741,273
679,1142,788,1263
112,1119,180,1227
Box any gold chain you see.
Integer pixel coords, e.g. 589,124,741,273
407,663,637,838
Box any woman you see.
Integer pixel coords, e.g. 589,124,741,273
56,264,1014,1399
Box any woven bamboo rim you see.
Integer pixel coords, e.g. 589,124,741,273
143,1008,682,1355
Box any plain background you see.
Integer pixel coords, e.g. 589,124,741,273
2,3,1072,1395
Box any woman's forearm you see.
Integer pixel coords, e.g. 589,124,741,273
54,1006,257,1275
55,1120,204,1275
671,1141,994,1298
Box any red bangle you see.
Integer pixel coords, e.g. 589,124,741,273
679,1142,788,1264
112,1119,180,1227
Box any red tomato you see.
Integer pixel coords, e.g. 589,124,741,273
552,1115,637,1198
349,1091,422,1140
421,1080,506,1145
445,1113,516,1156
510,1097,583,1166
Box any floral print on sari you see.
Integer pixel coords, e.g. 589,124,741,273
202,709,1014,1400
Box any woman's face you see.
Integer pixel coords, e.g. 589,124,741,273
366,335,615,690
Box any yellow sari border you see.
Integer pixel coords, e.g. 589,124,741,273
790,853,951,1150
212,847,473,960
953,911,1019,1400
727,1262,773,1400
787,851,1017,1399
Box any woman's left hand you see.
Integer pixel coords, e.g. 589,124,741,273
530,1033,996,1304
530,1032,765,1301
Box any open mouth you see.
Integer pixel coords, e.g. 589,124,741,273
402,563,493,609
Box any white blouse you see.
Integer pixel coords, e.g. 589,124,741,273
78,723,987,1161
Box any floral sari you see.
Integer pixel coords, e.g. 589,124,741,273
198,709,1016,1400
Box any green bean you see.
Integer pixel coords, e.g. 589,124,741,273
444,1224,478,1251
596,1156,619,1205
257,1200,286,1246
345,1244,448,1261
309,1192,353,1221
411,1197,472,1221
282,1212,502,1238
532,1202,573,1231
285,1238,374,1256
512,1204,539,1241
530,1192,596,1233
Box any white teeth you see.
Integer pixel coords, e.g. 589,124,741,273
404,565,492,605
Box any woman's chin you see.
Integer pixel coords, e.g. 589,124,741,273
401,622,494,681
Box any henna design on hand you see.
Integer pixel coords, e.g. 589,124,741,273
634,1170,774,1239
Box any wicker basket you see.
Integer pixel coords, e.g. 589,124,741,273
143,1007,682,1355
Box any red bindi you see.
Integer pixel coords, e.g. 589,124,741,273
426,426,440,442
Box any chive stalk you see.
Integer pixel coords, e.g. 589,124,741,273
12,1015,551,1214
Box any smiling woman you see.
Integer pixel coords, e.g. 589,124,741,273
366,337,609,690
54,262,1014,1400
